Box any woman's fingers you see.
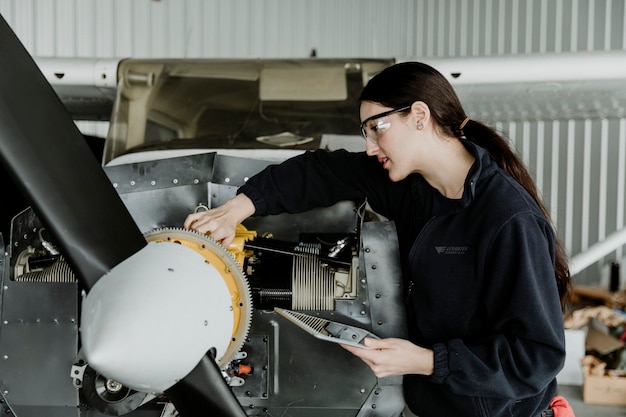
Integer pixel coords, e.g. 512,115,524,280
341,338,434,377
184,211,237,247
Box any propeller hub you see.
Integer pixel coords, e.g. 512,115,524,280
81,241,234,393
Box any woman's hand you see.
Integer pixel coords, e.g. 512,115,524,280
341,338,434,378
183,193,256,247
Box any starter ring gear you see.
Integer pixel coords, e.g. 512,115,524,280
143,227,253,368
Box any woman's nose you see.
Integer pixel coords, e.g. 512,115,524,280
365,139,378,156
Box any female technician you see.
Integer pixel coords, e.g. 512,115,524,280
184,62,572,417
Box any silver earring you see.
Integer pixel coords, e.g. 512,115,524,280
417,123,423,130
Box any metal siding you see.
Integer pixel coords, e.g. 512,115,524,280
2,0,623,58
1,0,625,284
0,0,414,58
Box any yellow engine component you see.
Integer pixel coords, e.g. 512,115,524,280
227,224,257,268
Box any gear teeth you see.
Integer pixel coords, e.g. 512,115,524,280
143,227,253,369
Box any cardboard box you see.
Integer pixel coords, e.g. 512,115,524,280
563,306,626,405
581,323,626,406
585,322,624,355
582,366,626,406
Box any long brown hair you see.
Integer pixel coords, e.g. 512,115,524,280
360,61,571,310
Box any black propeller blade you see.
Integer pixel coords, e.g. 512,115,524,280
0,14,246,417
166,349,248,417
0,14,145,289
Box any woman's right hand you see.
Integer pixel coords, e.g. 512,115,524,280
183,193,256,247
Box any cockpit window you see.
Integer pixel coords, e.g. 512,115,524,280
103,59,393,163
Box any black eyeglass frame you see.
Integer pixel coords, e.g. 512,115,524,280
359,105,412,139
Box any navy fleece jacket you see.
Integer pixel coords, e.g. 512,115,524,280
238,141,565,417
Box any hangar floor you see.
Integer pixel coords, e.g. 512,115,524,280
557,384,626,417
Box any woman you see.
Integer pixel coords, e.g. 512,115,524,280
184,62,572,417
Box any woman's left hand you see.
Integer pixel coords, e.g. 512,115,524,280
341,338,434,378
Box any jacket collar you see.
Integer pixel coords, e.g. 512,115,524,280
458,138,498,208
408,138,499,209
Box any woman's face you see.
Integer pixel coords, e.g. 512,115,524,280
360,101,420,182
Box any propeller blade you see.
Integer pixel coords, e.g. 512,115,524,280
0,14,146,289
165,350,247,417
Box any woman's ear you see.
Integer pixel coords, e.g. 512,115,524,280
410,101,431,129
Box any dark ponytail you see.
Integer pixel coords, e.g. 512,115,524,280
361,62,571,310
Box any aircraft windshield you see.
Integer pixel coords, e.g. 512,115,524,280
104,59,393,163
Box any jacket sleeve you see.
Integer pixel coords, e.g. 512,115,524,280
238,149,394,216
430,212,566,399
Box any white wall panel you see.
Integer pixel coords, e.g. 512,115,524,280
1,0,625,59
0,0,411,58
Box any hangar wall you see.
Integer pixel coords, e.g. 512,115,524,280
0,0,625,287
0,0,625,58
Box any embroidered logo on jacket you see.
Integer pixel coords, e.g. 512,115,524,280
435,246,468,255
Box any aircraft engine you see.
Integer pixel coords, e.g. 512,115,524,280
5,212,399,417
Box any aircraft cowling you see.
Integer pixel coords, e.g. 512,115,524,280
0,13,246,417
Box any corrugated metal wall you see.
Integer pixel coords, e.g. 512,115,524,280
1,0,625,286
1,0,625,58
0,0,417,58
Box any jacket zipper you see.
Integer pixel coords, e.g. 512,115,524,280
405,215,439,304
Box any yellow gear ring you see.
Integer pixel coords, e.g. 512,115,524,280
143,227,253,368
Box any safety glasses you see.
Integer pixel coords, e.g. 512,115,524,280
359,105,411,142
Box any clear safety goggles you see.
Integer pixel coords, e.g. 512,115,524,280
359,105,411,142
